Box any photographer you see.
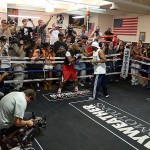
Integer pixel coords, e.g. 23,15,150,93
90,26,103,41
0,19,16,43
20,19,35,41
0,89,36,150
49,23,60,47
65,24,77,43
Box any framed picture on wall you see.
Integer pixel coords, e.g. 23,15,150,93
69,15,84,28
139,32,146,42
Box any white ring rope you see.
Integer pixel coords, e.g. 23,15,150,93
0,54,121,60
4,72,121,83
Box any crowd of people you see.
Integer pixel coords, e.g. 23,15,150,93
0,16,150,98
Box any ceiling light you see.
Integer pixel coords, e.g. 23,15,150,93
0,1,7,13
45,6,54,12
47,0,100,9
72,15,84,19
8,15,40,19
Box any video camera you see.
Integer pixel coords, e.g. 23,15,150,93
2,113,46,150
67,25,74,35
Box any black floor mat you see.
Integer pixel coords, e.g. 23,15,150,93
27,79,150,150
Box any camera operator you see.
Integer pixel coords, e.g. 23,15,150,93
20,19,35,41
49,23,60,47
0,19,17,43
65,24,77,43
0,89,36,150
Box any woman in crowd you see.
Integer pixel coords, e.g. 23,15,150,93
42,43,55,90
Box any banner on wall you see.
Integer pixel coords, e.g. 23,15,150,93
7,8,18,24
69,15,84,28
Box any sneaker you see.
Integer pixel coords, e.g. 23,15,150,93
88,97,96,101
75,91,83,95
36,83,41,91
104,95,109,98
56,93,62,99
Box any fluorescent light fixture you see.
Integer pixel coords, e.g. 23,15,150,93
0,1,7,13
45,5,54,12
8,15,40,19
48,0,100,9
72,15,84,19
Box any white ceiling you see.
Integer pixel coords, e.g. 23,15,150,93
2,0,150,15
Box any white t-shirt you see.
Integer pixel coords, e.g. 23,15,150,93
50,30,60,45
93,49,106,74
0,92,27,129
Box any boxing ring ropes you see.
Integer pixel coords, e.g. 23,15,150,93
0,54,122,84
1,52,150,85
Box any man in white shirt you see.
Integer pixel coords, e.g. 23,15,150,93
0,89,36,150
82,41,109,100
90,26,103,42
49,23,60,46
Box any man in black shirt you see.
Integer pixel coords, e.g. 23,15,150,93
53,32,68,57
57,43,82,99
20,19,35,41
53,32,68,77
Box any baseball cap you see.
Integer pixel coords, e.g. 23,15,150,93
91,42,100,49
0,36,7,41
58,32,64,37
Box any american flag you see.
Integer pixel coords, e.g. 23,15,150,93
113,17,138,36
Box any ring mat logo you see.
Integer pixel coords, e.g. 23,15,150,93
43,90,91,101
50,90,91,100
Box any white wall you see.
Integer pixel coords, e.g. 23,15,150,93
98,14,113,34
137,15,150,43
0,12,7,21
1,9,150,43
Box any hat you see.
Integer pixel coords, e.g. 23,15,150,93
58,32,64,37
0,36,7,41
91,42,100,49
126,43,131,47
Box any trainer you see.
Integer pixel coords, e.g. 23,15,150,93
0,89,36,149
82,41,108,100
